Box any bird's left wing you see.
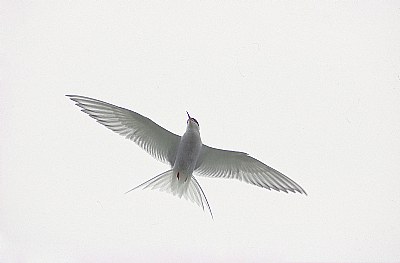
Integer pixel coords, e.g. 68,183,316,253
195,145,306,194
67,95,181,166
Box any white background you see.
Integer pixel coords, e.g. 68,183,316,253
1,1,400,262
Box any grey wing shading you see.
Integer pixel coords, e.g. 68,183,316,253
195,145,306,194
67,95,181,166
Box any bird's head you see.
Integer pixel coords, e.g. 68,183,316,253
186,111,199,130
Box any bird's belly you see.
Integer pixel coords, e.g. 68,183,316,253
173,148,198,174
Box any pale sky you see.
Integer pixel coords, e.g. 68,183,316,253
1,1,400,262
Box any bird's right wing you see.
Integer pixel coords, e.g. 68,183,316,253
67,95,181,166
195,145,306,194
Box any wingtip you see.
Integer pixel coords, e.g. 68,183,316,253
280,187,307,196
65,94,89,100
296,187,307,196
66,94,79,101
297,185,307,195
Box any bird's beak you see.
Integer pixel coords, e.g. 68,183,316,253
186,111,191,120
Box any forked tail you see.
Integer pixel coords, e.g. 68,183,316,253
125,170,213,218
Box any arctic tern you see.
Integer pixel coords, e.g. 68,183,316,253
67,95,306,218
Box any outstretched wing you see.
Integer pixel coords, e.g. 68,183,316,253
195,145,306,194
67,95,180,166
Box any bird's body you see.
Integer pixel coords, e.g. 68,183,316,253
67,95,306,218
173,120,202,182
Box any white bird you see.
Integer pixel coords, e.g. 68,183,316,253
67,95,306,218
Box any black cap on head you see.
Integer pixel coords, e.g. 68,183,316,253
186,111,199,126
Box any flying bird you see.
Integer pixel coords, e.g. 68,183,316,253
67,95,306,218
